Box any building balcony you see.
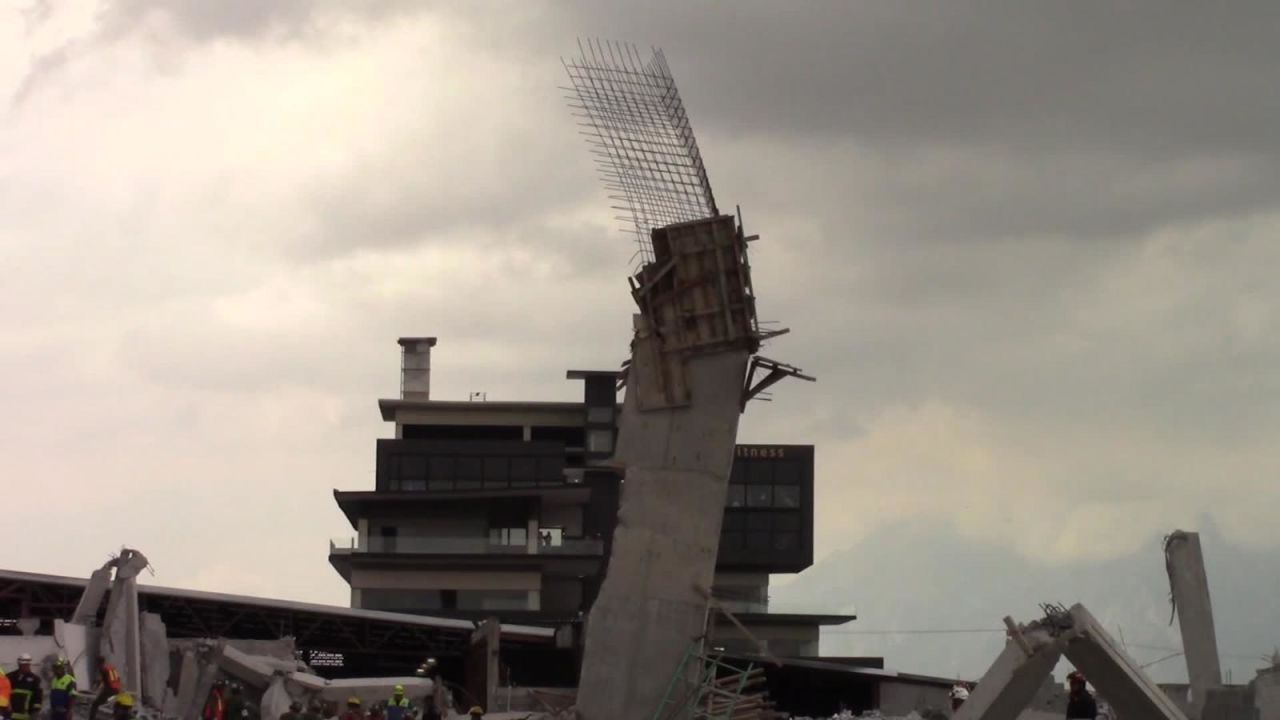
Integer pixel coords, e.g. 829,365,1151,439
329,536,605,557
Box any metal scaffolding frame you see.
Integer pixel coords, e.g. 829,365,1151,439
563,39,719,268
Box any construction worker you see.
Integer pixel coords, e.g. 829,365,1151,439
950,684,970,713
88,658,123,720
0,665,11,720
340,696,363,720
49,657,78,720
1066,671,1098,720
365,702,384,720
384,686,411,720
112,692,135,720
204,680,227,720
8,654,41,720
224,683,249,720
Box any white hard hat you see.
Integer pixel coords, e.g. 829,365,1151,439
950,686,970,700
17,653,32,663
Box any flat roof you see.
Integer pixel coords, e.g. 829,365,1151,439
379,399,586,422
0,567,553,642
334,488,592,528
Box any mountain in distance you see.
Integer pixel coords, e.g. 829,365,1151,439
770,518,1280,684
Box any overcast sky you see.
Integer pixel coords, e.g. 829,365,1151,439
2,1,1278,609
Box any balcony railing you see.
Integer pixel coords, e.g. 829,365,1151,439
329,536,604,556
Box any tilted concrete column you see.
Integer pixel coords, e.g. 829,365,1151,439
575,349,749,720
1165,530,1223,717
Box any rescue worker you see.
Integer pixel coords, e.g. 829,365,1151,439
0,665,11,720
224,683,249,720
1066,671,1098,720
340,696,363,720
384,686,411,720
950,685,970,713
280,701,303,720
203,680,227,720
366,702,384,720
89,658,123,720
49,657,78,720
8,653,41,720
112,692,135,720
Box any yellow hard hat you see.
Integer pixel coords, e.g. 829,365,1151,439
347,697,361,706
393,685,404,693
469,707,484,716
116,693,135,708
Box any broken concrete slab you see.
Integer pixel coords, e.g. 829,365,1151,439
139,612,169,707
174,648,199,716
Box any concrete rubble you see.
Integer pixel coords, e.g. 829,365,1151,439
1,549,441,720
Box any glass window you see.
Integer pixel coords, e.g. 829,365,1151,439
773,486,800,508
587,406,614,423
536,457,563,485
427,477,452,491
722,512,745,531
483,457,509,488
773,460,801,485
400,477,426,491
747,461,773,485
456,457,483,489
746,512,771,531
730,461,746,485
429,456,454,482
772,513,800,532
488,527,528,546
773,531,798,551
720,530,744,552
399,456,427,480
745,529,771,550
587,429,614,454
726,485,745,508
746,485,773,507
510,457,536,485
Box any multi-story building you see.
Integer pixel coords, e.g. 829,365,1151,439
329,338,852,675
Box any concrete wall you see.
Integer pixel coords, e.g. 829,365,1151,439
880,680,951,716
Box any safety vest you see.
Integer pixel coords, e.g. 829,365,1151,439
385,697,411,720
101,663,122,693
9,669,41,720
203,689,225,720
50,674,77,712
0,670,11,709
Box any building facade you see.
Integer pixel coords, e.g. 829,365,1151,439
329,338,850,666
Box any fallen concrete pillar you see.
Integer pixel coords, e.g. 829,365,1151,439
140,612,170,707
1062,604,1189,720
261,676,293,720
954,628,1063,720
1165,531,1223,718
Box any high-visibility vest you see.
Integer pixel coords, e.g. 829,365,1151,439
385,697,411,720
50,674,77,712
101,663,122,693
0,670,11,709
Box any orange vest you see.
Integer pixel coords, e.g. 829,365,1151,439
101,664,121,693
0,670,11,708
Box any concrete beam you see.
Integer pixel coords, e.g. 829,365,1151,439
1062,604,1189,720
1165,530,1223,717
954,629,1063,720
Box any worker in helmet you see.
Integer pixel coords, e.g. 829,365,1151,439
88,657,123,720
1066,671,1097,719
949,684,970,713
48,658,77,720
203,680,227,720
384,686,412,720
340,696,363,720
468,707,484,719
7,654,41,720
112,692,135,720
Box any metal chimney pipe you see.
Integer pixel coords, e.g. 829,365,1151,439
398,337,437,400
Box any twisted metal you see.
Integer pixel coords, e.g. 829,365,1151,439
563,39,718,267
